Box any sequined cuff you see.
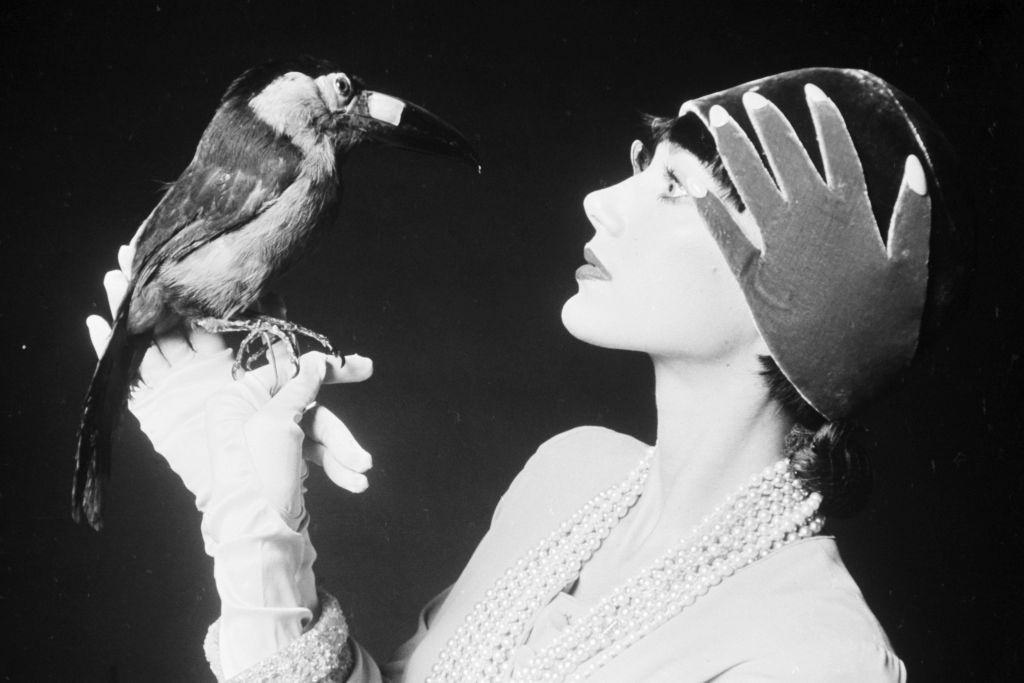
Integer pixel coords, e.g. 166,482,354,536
204,589,353,682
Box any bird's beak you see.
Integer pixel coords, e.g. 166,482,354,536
346,90,480,171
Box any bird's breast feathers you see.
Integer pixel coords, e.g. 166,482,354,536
160,174,338,316
126,100,342,329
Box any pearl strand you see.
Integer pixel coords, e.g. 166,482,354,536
428,456,822,683
427,453,654,683
521,460,822,682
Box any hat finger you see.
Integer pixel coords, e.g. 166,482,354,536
804,84,867,195
887,155,932,263
690,177,762,274
741,91,824,199
708,104,785,216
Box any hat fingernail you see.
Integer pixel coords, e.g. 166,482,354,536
709,105,731,127
686,178,708,198
742,91,769,110
905,155,927,195
804,83,828,102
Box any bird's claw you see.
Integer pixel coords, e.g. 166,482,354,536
193,316,335,383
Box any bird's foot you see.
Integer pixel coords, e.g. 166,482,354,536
193,316,335,381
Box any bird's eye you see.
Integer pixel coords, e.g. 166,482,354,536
334,74,352,99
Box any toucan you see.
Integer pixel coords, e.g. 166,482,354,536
73,57,479,530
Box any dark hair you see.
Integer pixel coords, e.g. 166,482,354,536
643,114,745,211
761,356,871,518
644,113,871,517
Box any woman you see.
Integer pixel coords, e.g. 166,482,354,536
87,67,969,680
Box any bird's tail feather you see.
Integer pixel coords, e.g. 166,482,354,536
72,307,143,530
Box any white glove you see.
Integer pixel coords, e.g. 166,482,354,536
87,244,373,678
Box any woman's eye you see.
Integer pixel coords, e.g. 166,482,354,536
660,170,690,202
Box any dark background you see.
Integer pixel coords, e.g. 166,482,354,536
2,1,1022,680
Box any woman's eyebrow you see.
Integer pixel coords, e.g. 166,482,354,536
663,165,683,186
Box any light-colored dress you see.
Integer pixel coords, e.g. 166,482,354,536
345,426,906,682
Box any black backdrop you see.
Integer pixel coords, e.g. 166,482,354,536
2,1,1022,680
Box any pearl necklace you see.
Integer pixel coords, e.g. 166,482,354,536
428,453,822,682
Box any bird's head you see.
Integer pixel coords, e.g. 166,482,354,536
222,57,479,169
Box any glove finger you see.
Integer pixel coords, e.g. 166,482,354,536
132,349,235,445
323,353,373,385
117,244,135,279
188,327,228,355
86,315,112,358
128,223,146,252
103,270,129,318
303,442,369,493
301,405,372,473
243,340,302,395
154,327,195,367
245,346,369,392
741,91,825,200
261,352,329,419
138,342,173,386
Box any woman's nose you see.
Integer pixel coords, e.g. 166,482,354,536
583,182,627,238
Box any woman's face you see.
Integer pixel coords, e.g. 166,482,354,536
561,140,766,362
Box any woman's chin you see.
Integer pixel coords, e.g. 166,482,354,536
561,294,622,348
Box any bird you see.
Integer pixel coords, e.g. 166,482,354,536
73,56,478,530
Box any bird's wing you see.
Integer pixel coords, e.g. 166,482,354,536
132,108,302,289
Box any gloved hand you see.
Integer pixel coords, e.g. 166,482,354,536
86,244,373,677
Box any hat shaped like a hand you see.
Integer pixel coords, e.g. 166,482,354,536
682,68,967,419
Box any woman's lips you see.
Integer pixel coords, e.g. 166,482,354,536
577,246,611,281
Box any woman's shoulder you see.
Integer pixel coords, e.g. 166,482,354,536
490,426,649,526
528,425,649,475
720,637,905,682
620,537,904,681
699,537,906,680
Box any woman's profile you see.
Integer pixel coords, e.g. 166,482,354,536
85,67,970,681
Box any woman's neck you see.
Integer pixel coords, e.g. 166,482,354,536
632,353,793,548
